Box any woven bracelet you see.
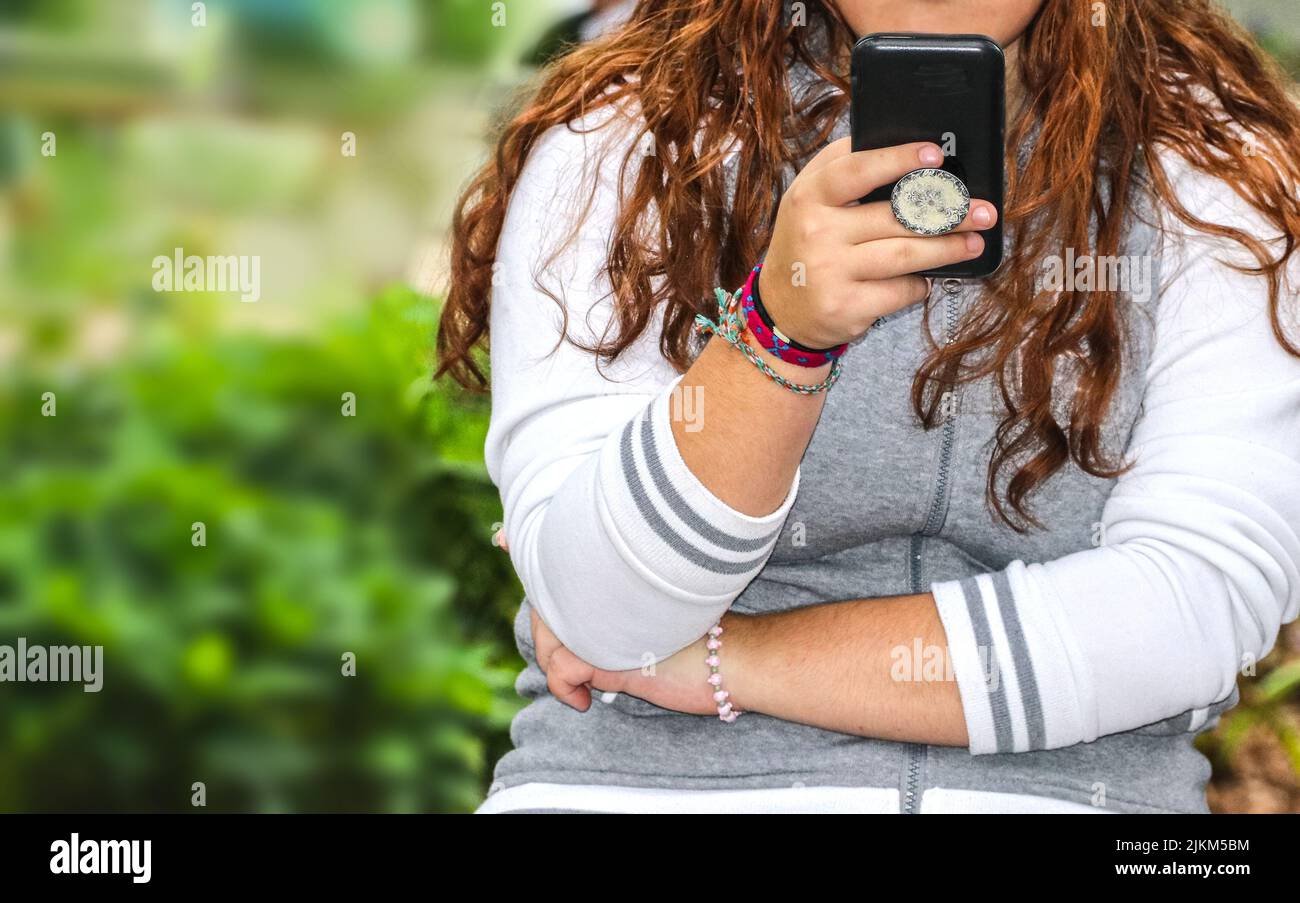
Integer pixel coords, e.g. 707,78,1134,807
694,285,843,395
741,263,849,367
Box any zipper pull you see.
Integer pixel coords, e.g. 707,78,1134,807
940,389,959,421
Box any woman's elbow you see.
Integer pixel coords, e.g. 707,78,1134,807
511,529,720,671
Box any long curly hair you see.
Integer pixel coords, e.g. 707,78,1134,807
436,0,1300,530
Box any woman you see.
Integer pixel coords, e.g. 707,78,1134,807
438,0,1300,813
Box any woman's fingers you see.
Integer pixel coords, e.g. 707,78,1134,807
758,137,994,349
545,646,594,712
844,275,933,324
852,231,985,281
829,198,999,245
533,615,628,711
531,608,606,712
804,141,947,207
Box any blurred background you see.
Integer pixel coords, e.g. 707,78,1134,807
0,0,1297,814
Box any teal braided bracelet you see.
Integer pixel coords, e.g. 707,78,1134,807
694,286,843,395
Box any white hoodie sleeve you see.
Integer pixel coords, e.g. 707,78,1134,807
932,154,1300,754
483,102,798,671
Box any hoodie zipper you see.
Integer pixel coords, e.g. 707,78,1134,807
902,533,928,815
901,277,964,814
920,280,962,535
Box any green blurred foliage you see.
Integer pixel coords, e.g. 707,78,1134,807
0,286,525,813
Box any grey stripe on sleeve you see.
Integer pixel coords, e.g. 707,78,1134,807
991,569,1046,751
616,416,773,575
958,577,1015,753
638,415,781,554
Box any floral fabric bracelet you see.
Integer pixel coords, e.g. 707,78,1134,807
740,263,849,368
705,622,741,723
693,285,843,395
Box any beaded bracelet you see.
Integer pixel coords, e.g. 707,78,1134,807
705,622,741,722
694,285,843,395
741,263,849,368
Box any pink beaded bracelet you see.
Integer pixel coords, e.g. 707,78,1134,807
706,622,742,723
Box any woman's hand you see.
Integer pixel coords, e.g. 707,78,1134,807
759,139,998,350
529,607,726,716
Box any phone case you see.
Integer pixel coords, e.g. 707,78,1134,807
850,33,1005,278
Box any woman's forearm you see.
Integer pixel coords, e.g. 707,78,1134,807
669,140,989,519
670,335,829,517
722,594,971,747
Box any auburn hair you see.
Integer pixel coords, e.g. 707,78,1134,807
436,0,1300,530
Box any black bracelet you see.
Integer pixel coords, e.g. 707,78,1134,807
749,265,844,356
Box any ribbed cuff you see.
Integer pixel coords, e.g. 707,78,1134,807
595,378,799,600
931,562,1087,755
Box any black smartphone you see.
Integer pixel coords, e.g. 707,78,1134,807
850,33,1005,279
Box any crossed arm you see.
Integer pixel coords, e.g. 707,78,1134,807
526,586,971,746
